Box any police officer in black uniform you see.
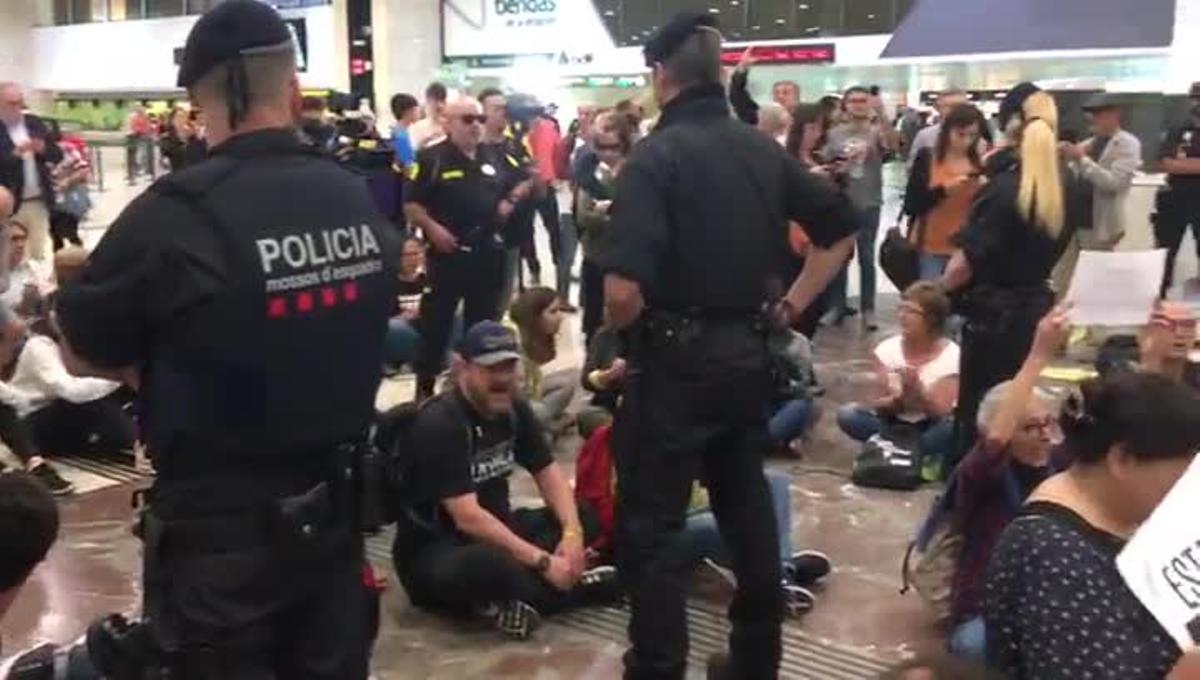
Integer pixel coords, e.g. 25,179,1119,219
1155,81,1200,296
53,2,397,676
598,13,858,680
406,97,538,400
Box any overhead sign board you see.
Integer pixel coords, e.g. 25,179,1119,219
719,43,836,66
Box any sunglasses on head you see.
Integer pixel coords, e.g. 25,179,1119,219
458,114,486,125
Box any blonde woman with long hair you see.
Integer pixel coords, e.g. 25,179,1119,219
940,88,1074,466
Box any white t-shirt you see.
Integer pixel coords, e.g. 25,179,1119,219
5,119,41,200
0,258,51,309
874,334,960,422
0,334,120,417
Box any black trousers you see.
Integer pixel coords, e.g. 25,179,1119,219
25,394,135,458
392,505,601,616
581,258,605,344
142,486,369,679
1153,195,1200,297
520,192,563,279
0,402,36,464
50,211,84,251
954,290,1052,466
416,248,505,394
614,325,783,680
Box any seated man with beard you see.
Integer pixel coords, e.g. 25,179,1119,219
391,321,617,640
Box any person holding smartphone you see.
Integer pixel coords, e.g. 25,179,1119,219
903,104,988,280
575,111,635,345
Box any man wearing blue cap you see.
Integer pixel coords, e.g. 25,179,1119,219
599,11,859,680
53,1,398,676
391,321,616,640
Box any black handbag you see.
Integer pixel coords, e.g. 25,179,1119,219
851,422,924,491
879,214,925,292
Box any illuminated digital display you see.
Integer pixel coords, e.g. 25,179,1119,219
719,43,836,66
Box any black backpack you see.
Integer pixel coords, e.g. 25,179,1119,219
371,400,422,525
851,422,925,491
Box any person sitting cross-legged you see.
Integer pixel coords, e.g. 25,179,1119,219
837,281,959,478
391,321,618,640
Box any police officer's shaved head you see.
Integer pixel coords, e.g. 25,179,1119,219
178,0,299,146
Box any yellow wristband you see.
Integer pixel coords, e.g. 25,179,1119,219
562,526,582,539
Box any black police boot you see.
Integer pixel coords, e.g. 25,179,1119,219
706,652,733,680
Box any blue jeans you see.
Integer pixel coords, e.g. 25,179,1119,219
668,470,793,567
768,399,816,444
384,319,421,365
948,616,986,661
836,404,955,466
918,253,950,281
832,205,881,314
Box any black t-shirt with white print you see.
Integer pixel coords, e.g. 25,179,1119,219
405,389,552,537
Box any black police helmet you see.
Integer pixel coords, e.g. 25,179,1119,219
177,0,294,88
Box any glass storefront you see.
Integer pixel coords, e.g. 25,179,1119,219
46,0,329,25
593,0,916,44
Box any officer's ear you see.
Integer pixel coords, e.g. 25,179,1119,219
287,73,302,120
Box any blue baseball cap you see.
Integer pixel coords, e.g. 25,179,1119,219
458,321,521,366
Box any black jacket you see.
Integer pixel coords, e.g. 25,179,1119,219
728,70,760,126
0,114,63,211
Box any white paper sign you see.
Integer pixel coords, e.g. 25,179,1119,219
1117,454,1200,651
1065,249,1167,326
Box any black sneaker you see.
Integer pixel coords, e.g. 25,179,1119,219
575,565,622,605
30,462,74,496
786,550,832,587
493,600,541,640
783,583,816,617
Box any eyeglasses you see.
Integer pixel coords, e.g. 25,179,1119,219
458,114,486,125
1021,416,1058,437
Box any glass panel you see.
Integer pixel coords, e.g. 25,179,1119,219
70,0,93,22
144,0,183,18
54,0,72,25
186,0,225,13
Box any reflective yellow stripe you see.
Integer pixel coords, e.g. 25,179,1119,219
408,163,421,180
506,154,520,168
391,162,406,175
440,169,465,180
357,139,378,150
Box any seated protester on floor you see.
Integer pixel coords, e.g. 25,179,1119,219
574,423,831,615
507,287,578,430
391,321,616,640
384,235,428,369
578,323,624,439
985,371,1200,680
0,321,73,495
2,316,133,460
766,323,820,456
944,307,1068,660
837,281,959,476
0,221,51,319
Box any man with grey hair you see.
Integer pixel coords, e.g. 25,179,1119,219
908,87,970,168
54,1,399,675
0,82,61,261
602,11,858,679
756,102,792,145
945,306,1067,659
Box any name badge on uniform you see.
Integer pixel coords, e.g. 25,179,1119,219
481,163,497,177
